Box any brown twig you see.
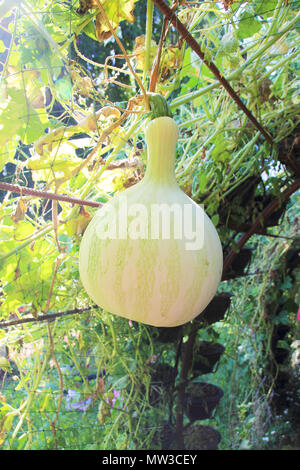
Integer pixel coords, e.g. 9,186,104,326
149,2,176,92
0,305,96,328
152,0,273,145
0,157,141,209
0,182,101,208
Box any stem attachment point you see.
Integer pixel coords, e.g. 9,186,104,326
148,92,173,120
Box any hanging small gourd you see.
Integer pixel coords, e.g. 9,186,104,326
79,94,223,327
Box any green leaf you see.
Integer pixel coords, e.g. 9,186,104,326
230,2,240,14
211,136,233,161
55,77,73,101
15,375,31,391
24,110,45,145
255,1,277,18
211,214,219,227
237,7,262,39
199,172,207,193
291,0,300,10
0,88,45,147
82,21,97,41
0,90,24,148
218,32,239,56
0,356,11,372
17,434,27,450
280,276,292,290
3,413,14,433
113,374,130,390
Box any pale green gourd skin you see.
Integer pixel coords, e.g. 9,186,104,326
79,117,223,327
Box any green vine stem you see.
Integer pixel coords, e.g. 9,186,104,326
152,0,273,144
170,9,300,111
0,224,53,264
264,0,288,42
10,346,51,444
144,0,154,82
0,306,96,329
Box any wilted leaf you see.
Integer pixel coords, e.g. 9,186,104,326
160,46,182,83
95,0,137,42
34,127,72,156
12,199,27,223
77,0,99,13
133,35,157,71
259,78,275,104
97,399,111,424
78,106,121,132
65,206,92,239
96,13,116,41
70,67,95,97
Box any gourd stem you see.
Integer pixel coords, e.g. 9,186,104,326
148,92,172,120
144,116,178,185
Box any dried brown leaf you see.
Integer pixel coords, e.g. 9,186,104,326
12,199,27,223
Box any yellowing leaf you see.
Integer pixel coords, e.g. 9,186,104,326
160,46,182,83
97,399,111,424
133,36,181,82
0,356,11,372
29,140,83,181
66,206,92,239
0,87,45,146
96,168,126,193
12,199,27,223
5,66,45,109
133,35,157,72
14,220,36,240
95,0,138,41
109,126,126,148
70,66,95,98
34,127,69,156
78,106,121,132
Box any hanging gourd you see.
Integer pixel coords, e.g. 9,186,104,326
79,94,223,327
